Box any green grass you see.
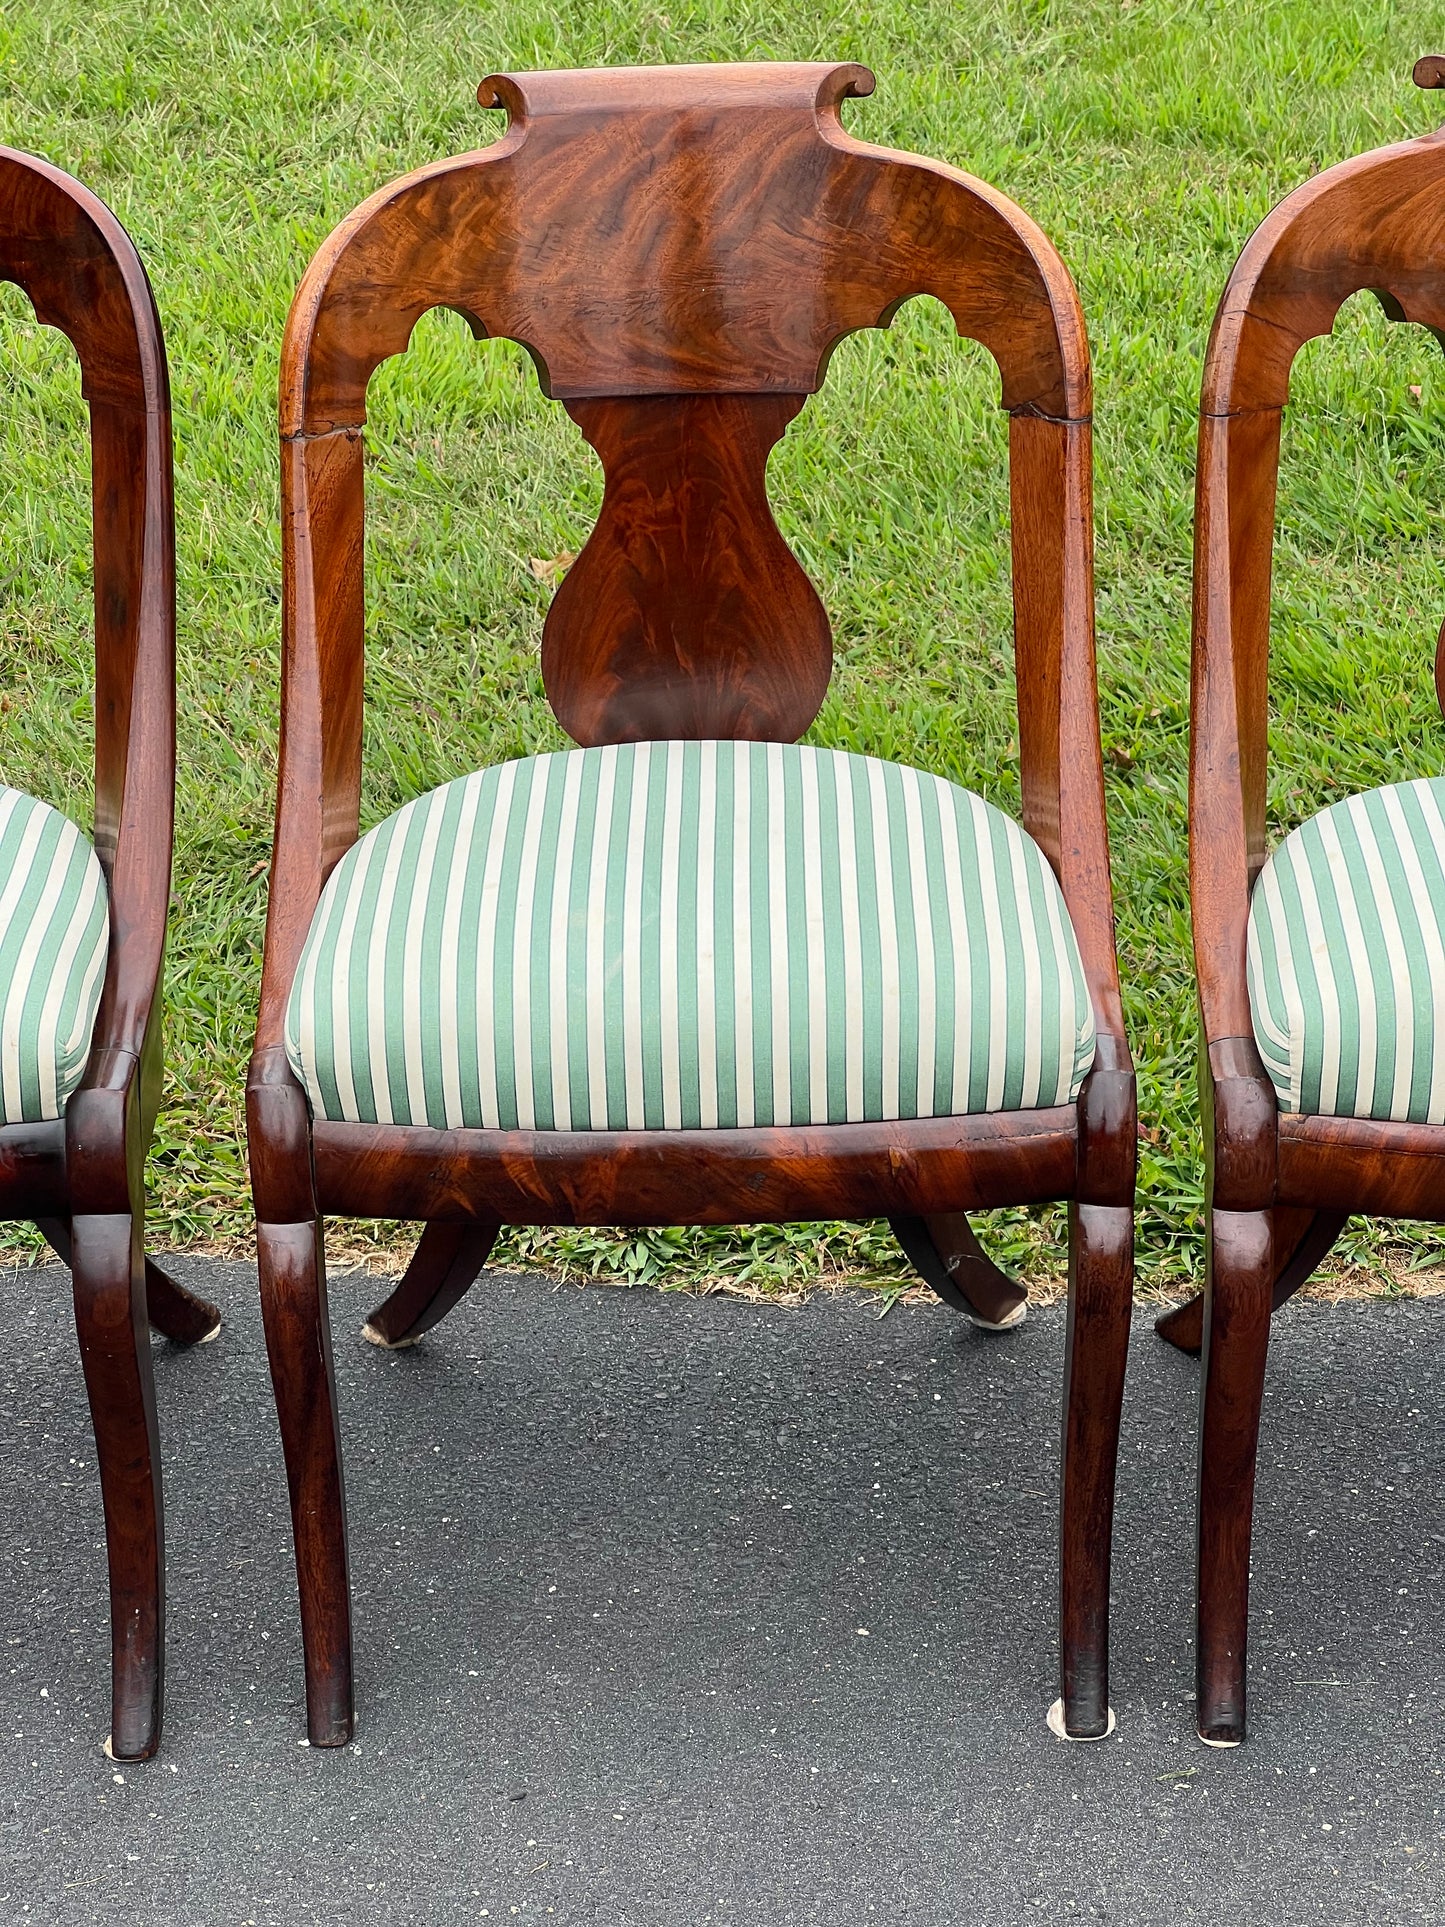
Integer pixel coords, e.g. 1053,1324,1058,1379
2,0,1445,1293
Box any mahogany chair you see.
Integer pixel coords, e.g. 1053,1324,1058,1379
1156,59,1445,1745
249,61,1136,1749
0,150,220,1760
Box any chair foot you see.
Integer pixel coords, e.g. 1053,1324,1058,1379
144,1259,223,1345
1058,1201,1132,1738
71,1211,164,1761
361,1220,498,1348
1154,1294,1204,1354
1196,1207,1273,1748
258,1219,354,1747
1047,1697,1116,1742
965,1298,1027,1332
889,1212,1028,1326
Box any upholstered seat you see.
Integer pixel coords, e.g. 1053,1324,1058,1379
0,785,108,1123
1248,775,1445,1122
285,740,1096,1132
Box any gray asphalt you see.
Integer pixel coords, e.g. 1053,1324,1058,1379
3,1259,1444,1925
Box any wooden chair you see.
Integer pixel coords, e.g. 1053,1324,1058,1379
1156,59,1445,1745
0,149,219,1760
249,61,1136,1749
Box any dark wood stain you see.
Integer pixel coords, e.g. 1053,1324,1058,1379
249,61,1135,1748
1159,79,1445,1745
0,147,217,1763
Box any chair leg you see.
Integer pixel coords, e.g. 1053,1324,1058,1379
70,1210,164,1761
1155,1208,1345,1356
36,1217,222,1345
1056,1200,1132,1739
257,1218,353,1747
361,1219,499,1348
890,1213,1028,1328
1196,1207,1273,1746
144,1259,223,1346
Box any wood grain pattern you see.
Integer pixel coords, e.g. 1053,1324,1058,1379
310,1110,1081,1226
1180,89,1445,1744
250,61,1135,1748
1154,1206,1345,1355
0,148,181,1761
545,394,831,744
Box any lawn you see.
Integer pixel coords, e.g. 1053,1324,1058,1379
1,0,1444,1294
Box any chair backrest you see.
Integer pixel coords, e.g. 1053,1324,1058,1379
1191,65,1445,1041
268,61,1123,1052
0,149,174,1063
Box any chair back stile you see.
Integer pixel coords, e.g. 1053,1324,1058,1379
0,147,209,1765
1191,113,1445,1198
255,62,1124,1084
1167,70,1445,1749
0,149,175,1108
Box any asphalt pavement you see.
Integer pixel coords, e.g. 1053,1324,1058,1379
3,1257,1445,1925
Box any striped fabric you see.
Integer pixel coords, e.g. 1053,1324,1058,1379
0,785,108,1123
1248,776,1445,1121
285,741,1096,1132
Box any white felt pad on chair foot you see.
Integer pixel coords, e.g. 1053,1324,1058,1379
360,1321,421,1349
1047,1697,1116,1741
966,1301,1028,1332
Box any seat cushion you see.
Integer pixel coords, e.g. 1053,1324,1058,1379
285,741,1096,1132
1248,775,1445,1121
0,785,108,1123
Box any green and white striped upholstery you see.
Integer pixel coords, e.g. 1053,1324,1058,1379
1248,776,1445,1121
0,785,108,1123
285,741,1096,1132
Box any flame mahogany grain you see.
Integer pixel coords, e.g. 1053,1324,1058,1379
546,393,831,744
1168,82,1445,1745
0,148,211,1763
249,62,1135,1747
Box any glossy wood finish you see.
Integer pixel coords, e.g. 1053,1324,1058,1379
312,1110,1081,1226
888,1213,1029,1327
250,62,1135,1746
547,394,830,744
0,148,195,1760
37,1216,222,1346
1154,1206,1346,1356
1174,75,1445,1743
362,1220,499,1349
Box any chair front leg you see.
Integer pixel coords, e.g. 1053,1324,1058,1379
36,1217,221,1345
1196,1206,1273,1745
257,1217,353,1746
70,1208,164,1760
1055,1199,1132,1739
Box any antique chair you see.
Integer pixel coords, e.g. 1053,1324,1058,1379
249,61,1136,1749
1155,59,1445,1745
0,149,219,1760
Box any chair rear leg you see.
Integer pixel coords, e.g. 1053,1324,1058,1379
1196,1207,1273,1745
258,1217,353,1746
143,1259,223,1346
1056,1200,1132,1739
70,1210,163,1760
36,1217,222,1345
362,1219,498,1348
890,1212,1028,1328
